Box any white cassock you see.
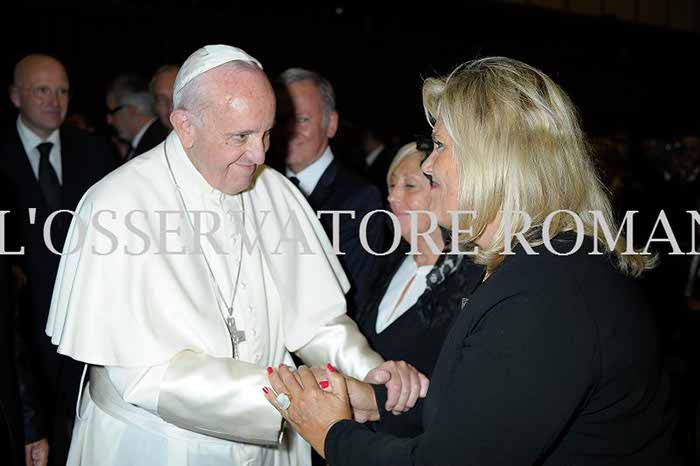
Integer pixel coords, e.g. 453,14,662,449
46,131,384,466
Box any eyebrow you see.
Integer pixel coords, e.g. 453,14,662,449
225,126,275,138
225,130,254,138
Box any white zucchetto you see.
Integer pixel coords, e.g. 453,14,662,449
173,44,262,96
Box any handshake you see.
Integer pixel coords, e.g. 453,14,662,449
261,361,429,458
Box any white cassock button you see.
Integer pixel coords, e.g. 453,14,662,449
248,305,254,312
254,352,261,362
240,281,247,289
250,329,257,337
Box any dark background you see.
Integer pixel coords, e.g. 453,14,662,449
0,2,698,141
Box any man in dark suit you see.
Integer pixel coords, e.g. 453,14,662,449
276,68,384,315
1,178,25,466
106,74,169,162
150,64,179,132
1,54,114,466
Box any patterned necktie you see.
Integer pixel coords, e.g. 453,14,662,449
37,142,62,211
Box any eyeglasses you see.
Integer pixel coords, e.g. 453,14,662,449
23,85,71,100
107,105,127,116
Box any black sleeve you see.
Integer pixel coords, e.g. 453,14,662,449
366,384,425,435
325,292,596,466
14,313,46,443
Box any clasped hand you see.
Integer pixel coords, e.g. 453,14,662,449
262,362,429,457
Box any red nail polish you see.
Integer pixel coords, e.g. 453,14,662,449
262,387,269,394
327,364,336,373
279,363,285,368
267,367,273,375
319,381,330,389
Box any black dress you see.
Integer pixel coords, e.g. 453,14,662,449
356,243,484,378
326,233,677,465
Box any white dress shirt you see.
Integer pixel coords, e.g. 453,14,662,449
285,146,334,197
375,256,432,333
16,116,63,184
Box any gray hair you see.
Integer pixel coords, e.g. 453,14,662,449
108,74,154,116
173,60,261,127
278,68,336,128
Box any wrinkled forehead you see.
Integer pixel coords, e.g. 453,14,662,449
201,73,275,126
206,65,270,99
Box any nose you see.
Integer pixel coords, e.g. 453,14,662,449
421,149,437,177
249,136,267,165
46,90,60,107
387,187,401,211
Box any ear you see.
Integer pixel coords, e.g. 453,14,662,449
170,109,196,149
326,111,339,139
9,85,20,109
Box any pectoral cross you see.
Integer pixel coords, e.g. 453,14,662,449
226,313,246,358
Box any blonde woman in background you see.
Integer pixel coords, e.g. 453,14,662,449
352,141,484,437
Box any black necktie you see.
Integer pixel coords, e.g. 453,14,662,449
288,176,302,191
37,142,62,211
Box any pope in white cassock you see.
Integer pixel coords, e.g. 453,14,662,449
45,45,428,466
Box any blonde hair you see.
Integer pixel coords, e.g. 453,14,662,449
386,142,425,186
422,57,654,277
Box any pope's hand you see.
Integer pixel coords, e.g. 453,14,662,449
364,360,429,415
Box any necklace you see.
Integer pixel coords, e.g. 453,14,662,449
164,140,246,358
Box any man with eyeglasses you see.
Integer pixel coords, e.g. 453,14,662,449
106,74,169,162
0,53,114,466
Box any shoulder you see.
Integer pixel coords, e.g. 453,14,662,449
60,126,116,165
0,125,20,144
330,160,383,205
474,234,645,335
61,126,109,149
79,149,166,209
501,234,637,297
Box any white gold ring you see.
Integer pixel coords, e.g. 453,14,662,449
276,393,292,411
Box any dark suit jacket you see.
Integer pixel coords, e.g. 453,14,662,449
0,124,114,419
132,119,169,158
326,234,676,466
0,249,24,466
305,158,384,314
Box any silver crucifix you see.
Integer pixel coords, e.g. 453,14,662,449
226,314,246,358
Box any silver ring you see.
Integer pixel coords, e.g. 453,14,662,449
276,392,292,411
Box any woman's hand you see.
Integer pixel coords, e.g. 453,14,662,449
290,365,380,423
264,364,352,458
